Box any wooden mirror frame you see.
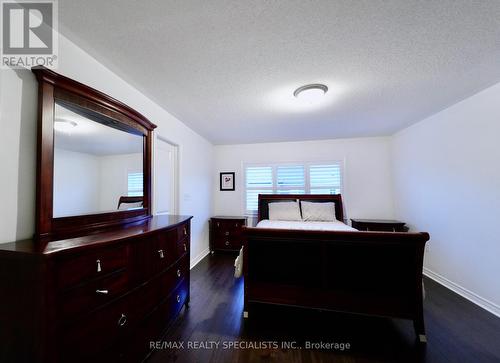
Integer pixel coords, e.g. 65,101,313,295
32,66,157,245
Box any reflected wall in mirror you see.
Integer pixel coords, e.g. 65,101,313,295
53,101,144,218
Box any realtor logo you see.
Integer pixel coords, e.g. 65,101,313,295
1,0,58,68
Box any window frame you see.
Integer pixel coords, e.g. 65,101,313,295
243,161,344,215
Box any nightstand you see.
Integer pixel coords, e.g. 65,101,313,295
209,216,248,253
351,219,408,232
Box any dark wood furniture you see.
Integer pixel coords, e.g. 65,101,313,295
32,66,156,247
0,68,193,362
117,196,144,209
351,218,408,232
0,215,191,363
243,194,430,342
209,216,247,252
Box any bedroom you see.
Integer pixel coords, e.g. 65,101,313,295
0,1,499,362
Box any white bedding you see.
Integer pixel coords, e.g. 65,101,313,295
233,219,357,278
255,219,357,232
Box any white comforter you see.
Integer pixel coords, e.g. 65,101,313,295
255,219,357,232
234,219,357,277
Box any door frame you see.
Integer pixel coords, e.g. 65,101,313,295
153,134,179,215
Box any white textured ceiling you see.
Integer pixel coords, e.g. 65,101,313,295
59,1,500,144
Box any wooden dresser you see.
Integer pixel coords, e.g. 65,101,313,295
0,215,192,363
209,216,247,252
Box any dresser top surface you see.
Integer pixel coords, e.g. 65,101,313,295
211,216,248,220
351,218,405,225
0,215,192,256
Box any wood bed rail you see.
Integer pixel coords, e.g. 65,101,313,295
242,227,430,343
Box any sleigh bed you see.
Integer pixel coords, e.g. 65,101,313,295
242,194,430,342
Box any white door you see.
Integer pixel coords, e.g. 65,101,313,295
155,137,178,215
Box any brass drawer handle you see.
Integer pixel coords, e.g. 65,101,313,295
176,295,181,303
235,223,239,227
183,243,187,252
158,249,164,259
118,313,127,327
96,289,109,295
225,241,229,246
96,259,102,273
225,231,229,236
177,269,181,277
183,227,187,236
216,222,220,227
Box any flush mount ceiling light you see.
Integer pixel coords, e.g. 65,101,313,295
293,84,328,105
267,82,341,113
54,119,78,133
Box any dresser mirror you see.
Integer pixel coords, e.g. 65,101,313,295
33,67,156,244
53,101,144,218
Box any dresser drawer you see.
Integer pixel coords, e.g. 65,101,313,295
130,229,183,283
128,255,189,321
178,222,190,240
62,293,133,361
60,270,129,321
175,236,189,258
57,245,128,289
124,278,189,362
169,277,189,318
157,226,189,263
159,255,189,292
154,231,177,273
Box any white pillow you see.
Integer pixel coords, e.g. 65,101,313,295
300,201,336,221
268,201,302,221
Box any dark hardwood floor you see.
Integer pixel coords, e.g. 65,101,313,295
148,253,500,363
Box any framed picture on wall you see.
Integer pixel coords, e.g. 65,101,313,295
220,172,235,191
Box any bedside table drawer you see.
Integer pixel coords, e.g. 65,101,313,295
214,237,243,250
214,220,241,233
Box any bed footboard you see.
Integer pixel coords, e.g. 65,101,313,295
242,227,430,342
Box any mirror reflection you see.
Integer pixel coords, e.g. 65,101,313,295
53,101,144,218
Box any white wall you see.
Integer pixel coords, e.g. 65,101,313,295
0,34,214,267
53,148,101,217
214,137,395,223
391,82,500,316
53,150,143,217
0,66,37,242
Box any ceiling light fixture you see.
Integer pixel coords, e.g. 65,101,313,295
293,84,328,105
54,119,78,133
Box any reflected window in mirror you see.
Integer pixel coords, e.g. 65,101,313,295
53,101,144,218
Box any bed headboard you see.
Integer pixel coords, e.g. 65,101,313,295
257,194,344,222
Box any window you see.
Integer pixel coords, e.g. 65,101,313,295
309,164,342,195
245,166,273,213
244,162,343,214
276,165,305,194
127,172,143,196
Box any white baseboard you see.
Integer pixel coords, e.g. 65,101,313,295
423,267,500,318
190,247,210,270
